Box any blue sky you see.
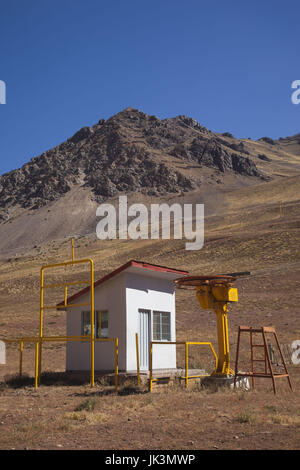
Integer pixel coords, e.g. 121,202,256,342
0,0,299,175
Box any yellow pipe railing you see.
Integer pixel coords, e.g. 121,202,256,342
149,341,218,391
1,240,119,392
43,280,90,289
1,335,119,392
39,257,95,386
35,341,39,389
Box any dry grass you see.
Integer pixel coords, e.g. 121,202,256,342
0,175,300,449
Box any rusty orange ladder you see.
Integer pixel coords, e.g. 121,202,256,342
234,326,293,394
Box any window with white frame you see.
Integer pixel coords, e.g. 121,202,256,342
152,311,171,341
81,310,108,338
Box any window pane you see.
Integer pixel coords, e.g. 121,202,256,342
82,311,97,337
96,311,100,339
95,310,108,338
82,311,90,336
153,311,171,341
161,312,170,340
101,310,108,338
101,311,108,329
153,323,160,341
153,311,161,340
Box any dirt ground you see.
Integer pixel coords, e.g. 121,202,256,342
0,182,299,450
0,357,299,450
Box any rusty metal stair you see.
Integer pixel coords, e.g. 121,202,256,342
234,326,293,394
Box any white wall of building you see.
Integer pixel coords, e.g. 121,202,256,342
125,272,176,371
66,268,177,372
66,272,126,371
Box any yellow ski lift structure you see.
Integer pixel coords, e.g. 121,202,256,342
174,275,238,376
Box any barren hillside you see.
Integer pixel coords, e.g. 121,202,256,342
0,111,299,450
1,108,300,255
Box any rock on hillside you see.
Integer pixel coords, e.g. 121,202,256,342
0,108,267,212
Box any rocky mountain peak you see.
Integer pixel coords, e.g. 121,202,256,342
0,108,271,214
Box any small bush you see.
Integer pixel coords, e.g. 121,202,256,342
75,398,97,412
235,410,256,424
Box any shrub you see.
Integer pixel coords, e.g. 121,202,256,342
74,398,97,412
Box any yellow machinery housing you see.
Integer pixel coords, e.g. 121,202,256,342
175,275,238,376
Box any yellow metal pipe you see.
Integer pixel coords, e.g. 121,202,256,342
135,333,141,386
2,335,119,343
209,344,218,371
223,309,231,373
47,335,89,339
115,338,119,393
40,269,44,339
183,375,210,379
39,268,44,382
41,258,94,270
35,341,39,389
148,340,219,390
90,259,95,388
47,302,91,310
214,303,232,374
38,342,42,384
149,342,153,392
151,341,186,345
41,336,90,342
1,338,37,343
94,338,116,342
43,280,90,289
4,253,98,388
185,342,189,389
64,285,68,307
186,341,211,345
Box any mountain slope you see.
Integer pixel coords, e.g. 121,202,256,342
0,107,300,254
0,108,268,213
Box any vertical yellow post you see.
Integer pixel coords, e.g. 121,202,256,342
90,260,95,388
223,311,230,373
135,333,141,386
185,342,189,389
64,285,68,307
149,342,153,392
115,338,119,393
39,268,44,383
279,201,282,217
214,303,231,375
35,341,39,389
19,340,23,377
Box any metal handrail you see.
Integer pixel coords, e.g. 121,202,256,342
149,341,218,391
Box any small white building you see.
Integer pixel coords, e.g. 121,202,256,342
63,260,188,372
